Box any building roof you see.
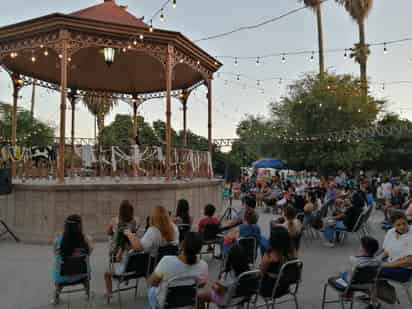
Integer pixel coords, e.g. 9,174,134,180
70,0,147,28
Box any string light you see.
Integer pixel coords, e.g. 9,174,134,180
31,55,36,62
281,53,286,63
381,83,385,91
319,103,322,108
383,42,387,54
256,56,260,66
310,51,315,62
358,109,361,113
43,49,49,56
257,80,260,86
68,57,72,62
139,34,144,40
122,47,127,53
133,39,138,45
172,0,177,8
338,106,342,111
344,49,348,59
236,74,240,81
234,57,238,66
10,52,17,58
278,78,282,85
149,20,154,32
160,9,165,22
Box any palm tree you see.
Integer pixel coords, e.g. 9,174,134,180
337,0,373,102
82,93,117,137
300,0,325,80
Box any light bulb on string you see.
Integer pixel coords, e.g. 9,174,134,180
160,9,165,22
281,53,286,63
310,51,315,62
358,108,361,113
31,55,36,63
43,49,49,56
139,34,144,41
149,20,154,32
234,57,238,66
381,83,385,91
344,49,348,59
383,43,387,54
338,106,342,111
256,80,260,87
172,0,177,8
236,74,240,81
256,56,260,66
319,103,322,108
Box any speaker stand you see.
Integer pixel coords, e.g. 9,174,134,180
0,220,20,242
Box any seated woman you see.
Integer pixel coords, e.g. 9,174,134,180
147,232,208,309
381,212,412,283
106,200,139,262
125,206,179,259
53,214,93,287
259,226,296,298
223,208,261,255
275,206,302,252
322,200,363,247
198,244,250,308
174,199,192,226
198,204,220,234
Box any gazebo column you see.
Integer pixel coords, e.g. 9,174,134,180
11,73,22,177
207,78,213,178
58,32,69,183
68,91,78,174
180,90,190,148
165,45,174,180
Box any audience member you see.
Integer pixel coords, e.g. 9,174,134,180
198,204,220,234
147,232,208,308
174,199,192,225
198,244,250,308
53,215,93,286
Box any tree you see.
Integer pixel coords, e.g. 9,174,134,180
301,0,325,80
337,0,373,103
0,106,54,146
82,93,118,136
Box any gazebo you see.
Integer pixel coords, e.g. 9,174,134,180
0,0,221,182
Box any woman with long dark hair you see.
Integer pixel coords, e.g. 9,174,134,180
174,199,192,225
53,214,93,285
147,232,208,308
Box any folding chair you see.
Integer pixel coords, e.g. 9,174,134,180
161,276,199,309
53,254,91,305
387,276,412,305
335,210,368,243
362,206,374,235
238,236,258,267
321,265,380,309
150,243,180,273
109,251,151,309
177,224,191,244
200,223,223,259
208,270,262,309
258,259,303,309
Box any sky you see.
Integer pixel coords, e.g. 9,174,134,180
0,0,412,140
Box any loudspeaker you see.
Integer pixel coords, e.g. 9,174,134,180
0,168,12,195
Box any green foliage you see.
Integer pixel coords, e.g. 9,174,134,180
0,107,54,146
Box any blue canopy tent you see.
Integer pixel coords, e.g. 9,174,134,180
252,158,287,170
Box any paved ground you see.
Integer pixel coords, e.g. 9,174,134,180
0,202,410,309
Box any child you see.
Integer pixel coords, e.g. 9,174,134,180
339,236,380,285
198,244,249,308
198,204,220,234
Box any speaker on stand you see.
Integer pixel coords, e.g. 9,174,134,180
0,168,12,195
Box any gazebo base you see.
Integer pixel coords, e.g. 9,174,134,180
0,178,223,243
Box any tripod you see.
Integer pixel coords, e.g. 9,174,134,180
0,220,19,242
219,198,239,222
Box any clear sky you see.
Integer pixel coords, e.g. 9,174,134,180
1,0,411,140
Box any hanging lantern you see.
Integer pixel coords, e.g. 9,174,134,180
103,47,115,66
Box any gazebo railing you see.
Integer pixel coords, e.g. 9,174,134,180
0,143,213,181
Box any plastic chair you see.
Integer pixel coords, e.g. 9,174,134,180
258,260,303,309
335,209,368,243
108,251,151,309
54,254,91,305
151,243,180,273
321,264,380,309
161,276,199,309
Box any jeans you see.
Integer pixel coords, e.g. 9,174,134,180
380,267,412,283
323,220,346,242
148,287,158,309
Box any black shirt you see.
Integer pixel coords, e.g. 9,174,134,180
343,206,363,231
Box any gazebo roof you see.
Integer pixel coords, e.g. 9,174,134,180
0,0,221,96
70,0,147,28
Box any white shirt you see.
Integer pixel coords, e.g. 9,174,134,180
154,256,208,307
141,225,179,257
382,182,393,199
383,228,412,269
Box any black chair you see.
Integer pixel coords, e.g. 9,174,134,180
238,236,258,267
108,251,151,309
335,210,368,243
213,270,262,309
54,254,91,305
177,224,191,244
321,264,381,309
161,276,199,309
200,223,222,259
150,243,180,273
259,259,303,309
